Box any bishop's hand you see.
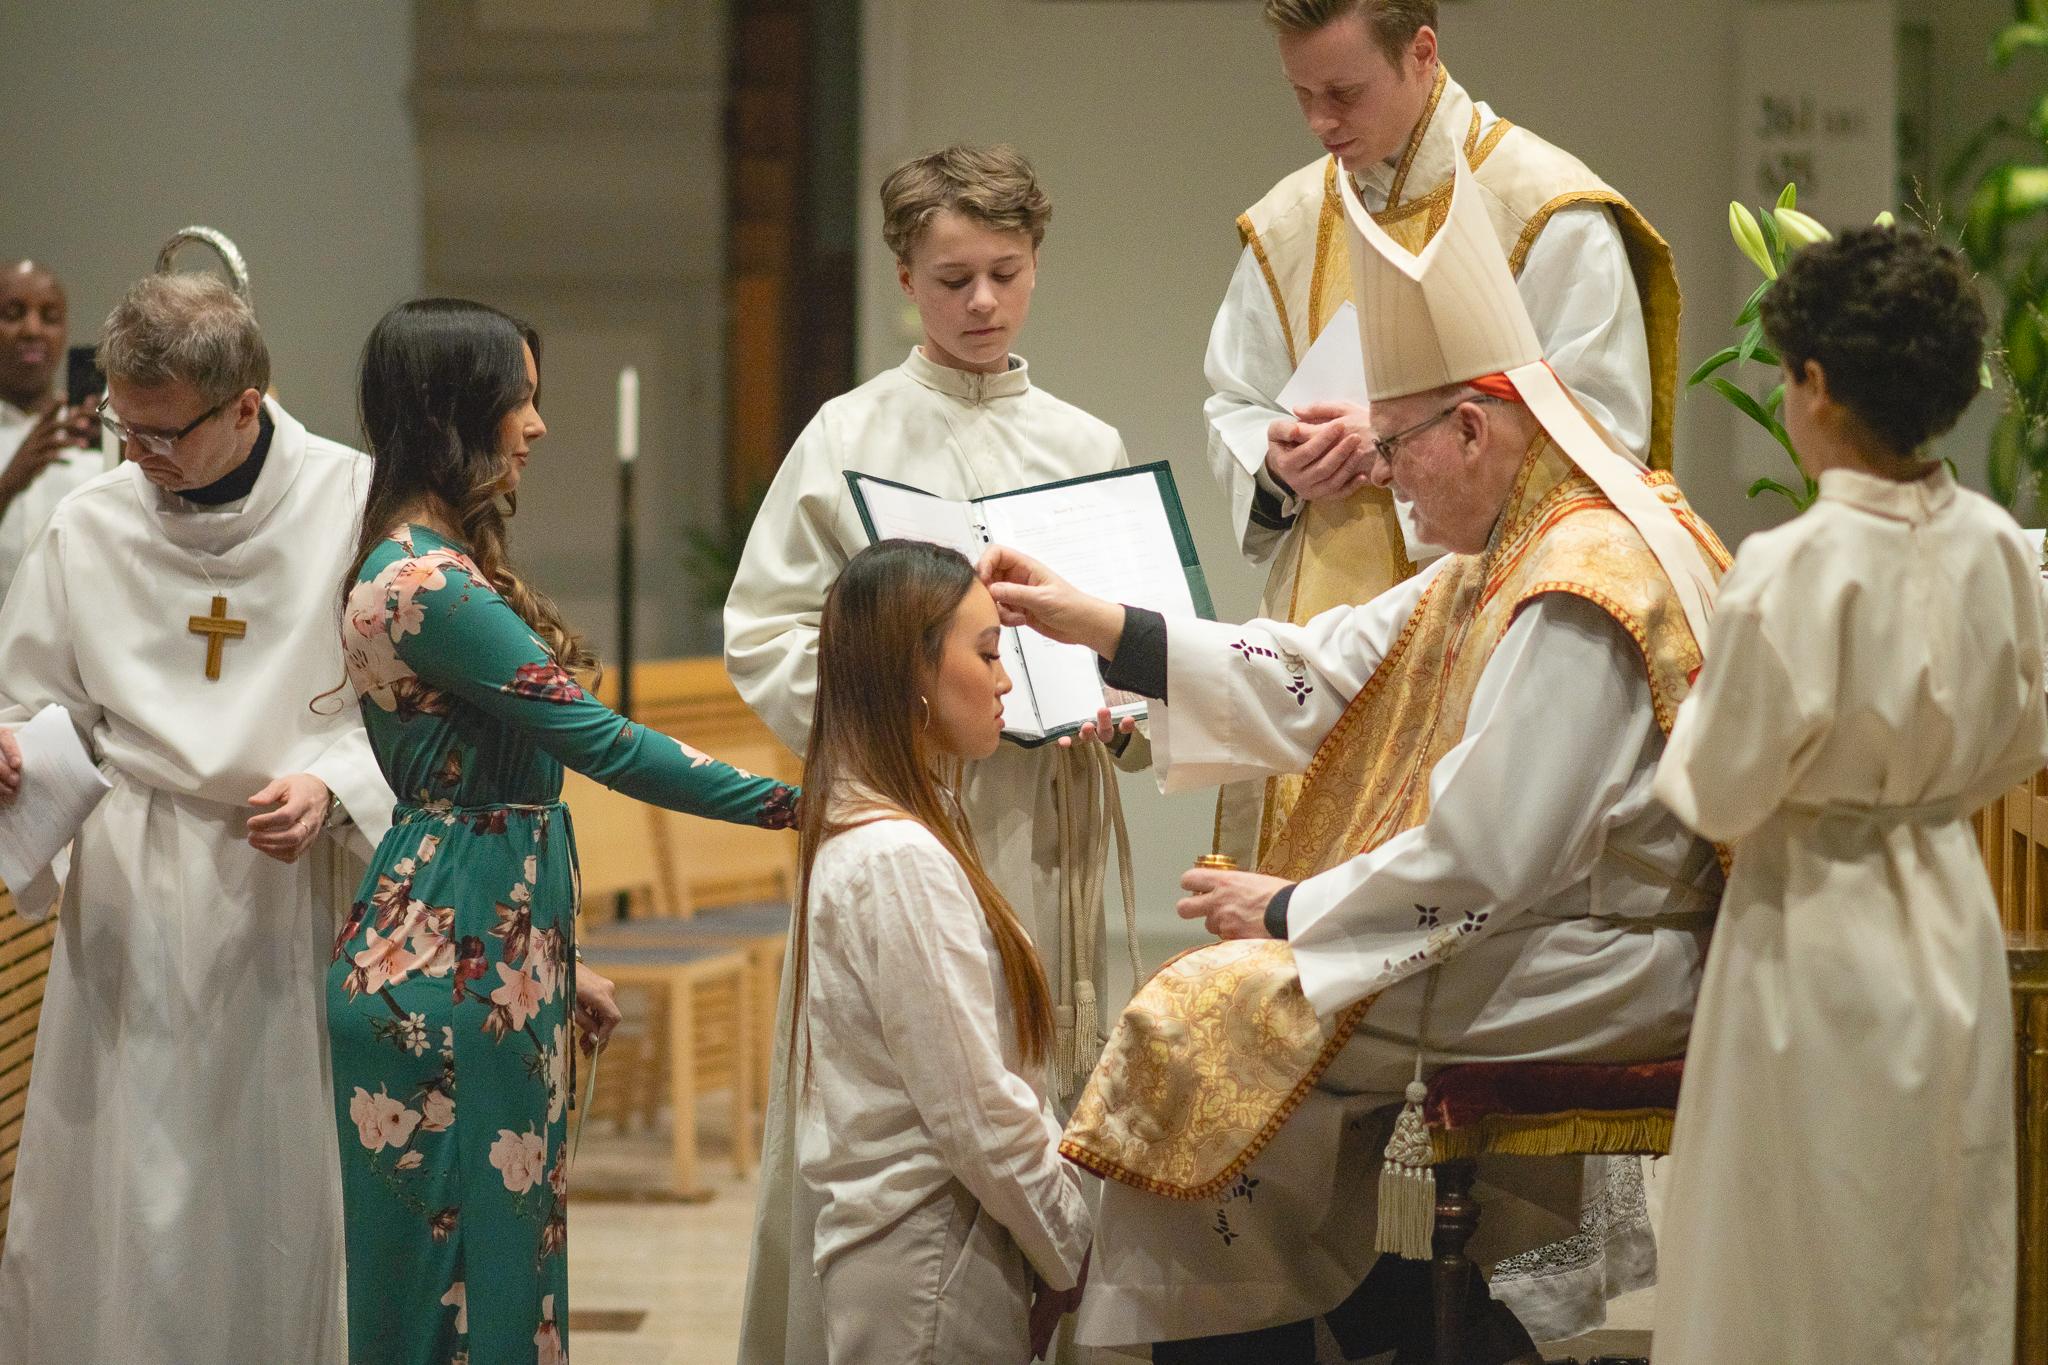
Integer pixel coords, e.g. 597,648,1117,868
1179,865,1292,940
977,545,1125,657
246,773,331,863
0,728,20,807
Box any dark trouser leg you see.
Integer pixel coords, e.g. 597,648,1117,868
1324,1254,1540,1365
1324,1254,1432,1358
1153,1318,1316,1365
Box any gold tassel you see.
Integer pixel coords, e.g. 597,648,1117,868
1377,1080,1437,1261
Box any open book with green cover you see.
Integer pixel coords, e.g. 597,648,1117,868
845,461,1215,746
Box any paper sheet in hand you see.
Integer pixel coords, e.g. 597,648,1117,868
845,463,1213,745
0,706,110,921
1272,301,1446,564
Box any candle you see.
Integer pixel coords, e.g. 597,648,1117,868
616,366,639,464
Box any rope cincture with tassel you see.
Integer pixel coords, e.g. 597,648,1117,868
1051,741,1141,1105
1377,966,1440,1261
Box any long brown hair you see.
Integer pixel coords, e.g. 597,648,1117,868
339,298,595,672
789,539,1053,1079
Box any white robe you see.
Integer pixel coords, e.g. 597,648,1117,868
1650,466,2047,1365
0,400,394,1365
728,348,1133,1365
1076,576,1714,1350
0,398,107,610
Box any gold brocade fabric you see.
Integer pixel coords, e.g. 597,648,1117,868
1062,438,1723,1199
1058,939,1372,1200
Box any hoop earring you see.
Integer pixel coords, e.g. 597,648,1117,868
919,695,932,732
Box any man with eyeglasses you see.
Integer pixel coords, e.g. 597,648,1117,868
0,271,393,1365
0,260,105,606
1204,0,1679,875
987,163,1724,1364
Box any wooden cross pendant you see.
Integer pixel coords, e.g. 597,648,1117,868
188,594,247,680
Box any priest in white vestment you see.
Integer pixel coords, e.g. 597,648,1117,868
0,273,392,1365
0,261,105,605
990,161,1725,1360
1651,227,2045,1365
730,145,1142,1365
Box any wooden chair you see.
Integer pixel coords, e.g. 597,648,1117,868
0,891,54,1253
1420,1058,1682,1365
564,770,753,1198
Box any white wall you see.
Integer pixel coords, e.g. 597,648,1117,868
0,1,421,441
856,0,2018,973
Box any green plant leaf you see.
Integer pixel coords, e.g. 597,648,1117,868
1735,278,1773,326
1736,321,1765,369
1940,114,2030,199
1746,476,1804,508
1758,206,1787,268
1687,346,1741,388
1766,383,1786,416
1991,408,2026,505
1965,164,2048,266
1994,21,2048,68
1709,375,1796,451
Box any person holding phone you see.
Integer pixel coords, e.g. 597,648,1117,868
0,259,103,605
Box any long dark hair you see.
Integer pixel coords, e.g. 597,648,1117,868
340,298,594,672
789,540,1053,1079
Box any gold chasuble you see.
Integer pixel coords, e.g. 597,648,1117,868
1236,67,1684,858
1063,157,1724,1201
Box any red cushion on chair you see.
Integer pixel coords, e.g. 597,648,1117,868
1423,1058,1685,1134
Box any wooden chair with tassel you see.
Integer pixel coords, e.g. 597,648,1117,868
1410,1058,1682,1365
564,770,753,1200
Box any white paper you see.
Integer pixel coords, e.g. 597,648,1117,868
1276,301,1371,414
850,467,1201,742
0,705,110,921
1273,301,1445,564
849,475,985,564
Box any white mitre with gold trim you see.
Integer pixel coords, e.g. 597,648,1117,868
1339,158,1718,649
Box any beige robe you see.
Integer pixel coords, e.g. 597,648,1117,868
1652,466,2047,1364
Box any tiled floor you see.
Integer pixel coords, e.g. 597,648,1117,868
565,1119,1666,1364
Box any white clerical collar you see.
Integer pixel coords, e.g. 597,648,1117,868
1817,462,1956,523
902,346,1031,404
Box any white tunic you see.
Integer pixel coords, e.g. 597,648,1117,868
0,398,106,609
1205,191,1650,566
731,349,1130,1365
0,400,394,1365
799,816,1088,1286
1076,578,1714,1348
1650,466,2047,1365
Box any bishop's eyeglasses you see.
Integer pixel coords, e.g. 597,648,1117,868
1371,393,1502,466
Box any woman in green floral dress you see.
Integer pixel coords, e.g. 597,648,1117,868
327,299,799,1365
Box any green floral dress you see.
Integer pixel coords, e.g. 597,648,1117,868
327,526,798,1365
